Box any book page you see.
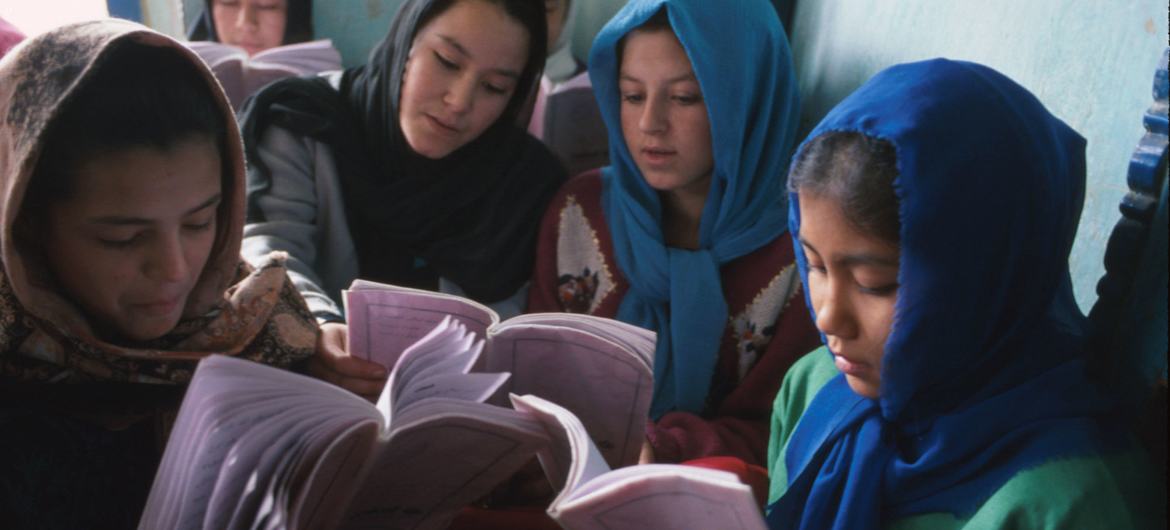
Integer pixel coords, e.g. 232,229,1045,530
250,38,341,73
486,325,653,468
554,465,766,530
342,401,548,530
287,419,381,530
345,280,498,370
509,395,611,500
138,356,378,530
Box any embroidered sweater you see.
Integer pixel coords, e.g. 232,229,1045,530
528,171,822,465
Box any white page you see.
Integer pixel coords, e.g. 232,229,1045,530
554,465,766,530
342,400,547,530
288,419,381,530
345,281,497,369
509,394,612,501
487,325,653,468
140,356,371,530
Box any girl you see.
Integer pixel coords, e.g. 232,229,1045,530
239,0,565,398
0,20,318,526
188,0,312,56
528,0,820,467
767,59,1162,529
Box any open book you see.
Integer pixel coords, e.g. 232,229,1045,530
512,394,767,530
541,72,610,176
138,317,546,530
344,279,655,469
185,38,342,110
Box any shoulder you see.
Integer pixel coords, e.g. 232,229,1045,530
542,169,607,231
773,348,837,428
767,347,835,501
891,450,1166,530
554,169,604,208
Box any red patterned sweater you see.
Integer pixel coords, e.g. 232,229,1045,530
527,170,821,466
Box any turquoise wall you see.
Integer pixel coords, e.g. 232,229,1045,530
787,0,1168,312
165,0,1165,312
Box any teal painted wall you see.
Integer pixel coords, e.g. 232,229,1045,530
787,0,1168,312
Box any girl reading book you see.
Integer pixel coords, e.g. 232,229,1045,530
188,0,313,56
528,0,821,467
766,59,1162,529
0,20,318,527
239,0,566,398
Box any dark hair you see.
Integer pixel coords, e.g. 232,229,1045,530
415,0,548,123
788,131,901,243
19,41,229,243
616,8,672,61
24,41,226,204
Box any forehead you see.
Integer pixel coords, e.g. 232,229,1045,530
798,191,897,255
62,139,222,213
619,29,693,77
417,0,529,68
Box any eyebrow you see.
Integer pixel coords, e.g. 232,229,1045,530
90,194,222,226
618,72,698,85
799,237,899,268
436,35,521,79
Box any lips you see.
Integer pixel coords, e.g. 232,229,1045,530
425,114,460,135
833,354,872,376
130,296,182,316
640,146,676,165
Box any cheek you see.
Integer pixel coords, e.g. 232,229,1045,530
48,242,133,311
261,12,286,45
468,94,508,135
619,107,639,151
187,229,218,274
684,110,713,164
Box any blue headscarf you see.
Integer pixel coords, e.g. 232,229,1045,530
767,59,1127,529
589,0,800,418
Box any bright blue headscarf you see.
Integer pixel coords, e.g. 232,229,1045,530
767,59,1127,529
589,0,800,418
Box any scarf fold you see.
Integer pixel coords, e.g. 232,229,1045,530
0,20,316,385
239,0,565,303
588,0,800,417
767,59,1127,529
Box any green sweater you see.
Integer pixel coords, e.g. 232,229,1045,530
767,347,1165,529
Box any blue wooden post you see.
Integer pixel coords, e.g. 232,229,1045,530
107,0,143,23
1087,47,1168,407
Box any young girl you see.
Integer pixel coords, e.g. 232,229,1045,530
239,0,566,398
0,20,318,526
188,0,312,56
767,59,1162,529
528,0,820,467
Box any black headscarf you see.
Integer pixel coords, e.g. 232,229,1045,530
240,0,565,303
186,0,313,45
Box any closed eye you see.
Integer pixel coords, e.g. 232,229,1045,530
433,51,458,70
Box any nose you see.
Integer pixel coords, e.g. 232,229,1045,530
236,2,259,29
814,278,858,340
638,95,668,134
145,233,189,283
444,75,476,115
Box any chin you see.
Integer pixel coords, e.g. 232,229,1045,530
117,318,180,343
845,376,880,399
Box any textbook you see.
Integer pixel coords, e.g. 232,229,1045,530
511,394,768,530
344,279,656,469
138,318,547,530
185,38,341,110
